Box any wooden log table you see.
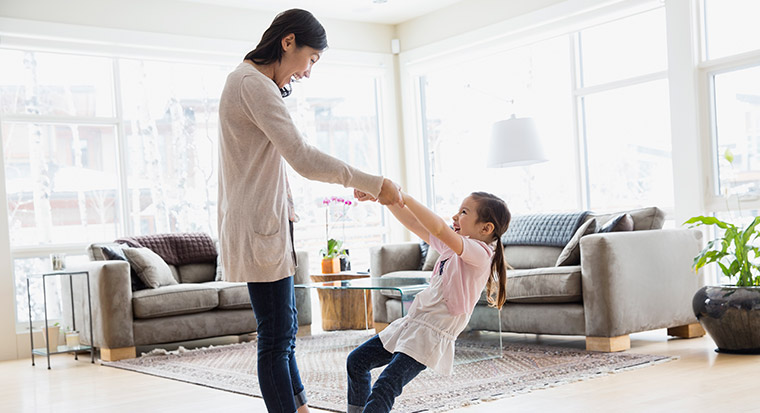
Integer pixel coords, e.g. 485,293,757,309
309,272,373,331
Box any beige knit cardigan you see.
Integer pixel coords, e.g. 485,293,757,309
217,62,383,283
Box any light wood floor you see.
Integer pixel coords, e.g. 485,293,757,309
1,327,757,413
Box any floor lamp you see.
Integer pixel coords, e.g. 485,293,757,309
487,115,546,356
487,115,547,168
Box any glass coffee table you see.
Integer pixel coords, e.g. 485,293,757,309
296,276,503,363
295,276,429,330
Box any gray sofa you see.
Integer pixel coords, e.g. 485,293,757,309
63,241,311,361
370,207,705,352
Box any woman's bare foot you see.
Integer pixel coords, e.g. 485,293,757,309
297,404,311,413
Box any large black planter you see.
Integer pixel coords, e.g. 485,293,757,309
693,285,760,354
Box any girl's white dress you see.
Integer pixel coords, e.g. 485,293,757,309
378,233,494,375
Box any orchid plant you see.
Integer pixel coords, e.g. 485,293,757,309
320,196,354,260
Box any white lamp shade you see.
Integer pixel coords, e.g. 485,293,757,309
486,117,547,168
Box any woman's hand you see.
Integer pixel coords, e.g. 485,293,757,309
377,178,403,206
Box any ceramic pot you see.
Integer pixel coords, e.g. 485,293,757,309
41,325,60,353
693,285,760,354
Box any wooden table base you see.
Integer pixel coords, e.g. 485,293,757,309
310,273,373,331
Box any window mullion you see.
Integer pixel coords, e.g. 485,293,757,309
112,58,131,237
569,33,588,211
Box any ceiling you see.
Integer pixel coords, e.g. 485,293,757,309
179,0,468,25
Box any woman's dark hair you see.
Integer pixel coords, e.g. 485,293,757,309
244,9,328,98
470,191,511,310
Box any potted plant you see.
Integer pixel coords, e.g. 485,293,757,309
320,238,343,274
41,322,61,353
686,214,760,353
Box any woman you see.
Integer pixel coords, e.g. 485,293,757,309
217,8,401,413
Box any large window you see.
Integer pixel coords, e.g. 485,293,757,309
420,36,575,216
1,49,231,324
577,7,672,212
417,6,672,219
701,0,760,211
2,45,389,325
285,66,386,273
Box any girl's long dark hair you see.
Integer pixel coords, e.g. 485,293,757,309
470,192,511,310
244,9,327,97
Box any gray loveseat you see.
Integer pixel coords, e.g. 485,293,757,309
63,235,311,361
370,207,705,352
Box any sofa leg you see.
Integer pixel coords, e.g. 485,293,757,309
586,335,630,352
667,323,705,339
100,346,136,362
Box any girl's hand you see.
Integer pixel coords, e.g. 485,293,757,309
354,189,377,202
377,178,404,207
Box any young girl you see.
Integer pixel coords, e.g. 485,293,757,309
347,190,511,413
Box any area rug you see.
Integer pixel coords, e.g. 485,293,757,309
104,330,673,412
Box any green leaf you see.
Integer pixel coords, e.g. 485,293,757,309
683,216,729,229
724,148,734,164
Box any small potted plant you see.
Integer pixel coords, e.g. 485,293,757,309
41,322,61,353
320,196,354,274
320,238,343,274
685,214,760,353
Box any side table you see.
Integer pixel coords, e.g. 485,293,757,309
27,270,95,369
309,272,373,331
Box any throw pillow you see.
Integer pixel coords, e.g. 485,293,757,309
422,248,440,272
598,213,634,233
101,245,148,291
418,241,430,270
555,218,597,267
123,247,178,289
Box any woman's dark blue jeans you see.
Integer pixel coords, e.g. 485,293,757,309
346,335,426,413
247,276,306,413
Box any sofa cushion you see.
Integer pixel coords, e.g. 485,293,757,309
500,265,582,304
587,206,664,231
178,263,216,283
555,218,598,266
132,284,219,319
504,245,563,269
123,247,178,289
207,281,251,310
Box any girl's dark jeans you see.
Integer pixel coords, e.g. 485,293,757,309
346,335,426,413
247,276,307,413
